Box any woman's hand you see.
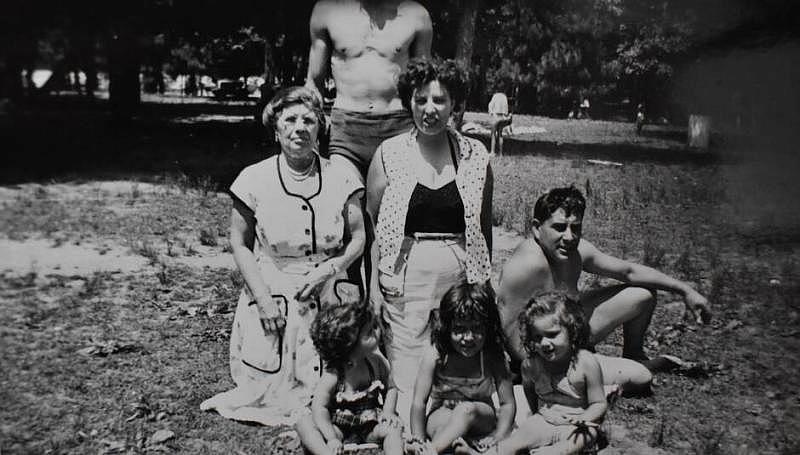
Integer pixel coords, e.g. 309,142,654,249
325,438,342,455
256,297,286,334
295,262,336,302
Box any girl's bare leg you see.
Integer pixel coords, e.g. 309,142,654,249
427,402,495,453
530,426,597,455
382,426,404,455
295,414,330,455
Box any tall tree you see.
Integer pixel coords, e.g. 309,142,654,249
455,0,481,66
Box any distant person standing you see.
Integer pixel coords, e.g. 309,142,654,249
579,97,590,119
488,91,512,155
305,0,433,179
635,103,646,135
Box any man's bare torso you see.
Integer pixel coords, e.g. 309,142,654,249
311,0,430,112
498,239,583,360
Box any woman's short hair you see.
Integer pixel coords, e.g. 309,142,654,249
397,58,469,113
261,85,326,132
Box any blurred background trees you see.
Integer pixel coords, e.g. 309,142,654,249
1,0,797,126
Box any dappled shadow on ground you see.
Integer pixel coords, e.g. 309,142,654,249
0,96,272,187
2,142,800,452
639,126,686,142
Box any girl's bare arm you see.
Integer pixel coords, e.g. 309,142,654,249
576,351,608,423
491,356,516,439
409,348,437,439
311,371,341,443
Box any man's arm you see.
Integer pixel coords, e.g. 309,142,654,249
409,3,432,59
305,1,332,101
580,239,711,323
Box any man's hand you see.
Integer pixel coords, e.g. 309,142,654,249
683,289,711,325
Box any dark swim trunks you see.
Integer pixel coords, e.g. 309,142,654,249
328,108,414,177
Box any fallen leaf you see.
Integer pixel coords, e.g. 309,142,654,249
148,429,175,445
724,319,743,331
100,439,126,454
76,340,140,357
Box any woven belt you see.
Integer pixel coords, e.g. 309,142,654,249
410,232,463,241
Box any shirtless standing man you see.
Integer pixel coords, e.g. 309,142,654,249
498,186,711,373
306,0,432,179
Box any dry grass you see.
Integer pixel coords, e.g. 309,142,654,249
1,103,799,453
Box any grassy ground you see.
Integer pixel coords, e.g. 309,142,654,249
1,100,799,454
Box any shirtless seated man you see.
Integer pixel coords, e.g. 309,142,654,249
498,186,711,373
306,0,432,180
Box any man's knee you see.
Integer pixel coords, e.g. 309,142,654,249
626,286,657,315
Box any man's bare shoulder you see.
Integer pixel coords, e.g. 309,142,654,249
309,0,335,30
499,239,550,291
400,0,431,20
506,239,549,271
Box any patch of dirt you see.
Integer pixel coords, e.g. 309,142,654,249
2,167,799,454
0,237,147,276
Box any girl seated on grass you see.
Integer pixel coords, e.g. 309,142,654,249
475,294,612,455
408,281,515,454
296,300,403,455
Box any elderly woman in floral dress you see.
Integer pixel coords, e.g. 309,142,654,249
201,86,366,425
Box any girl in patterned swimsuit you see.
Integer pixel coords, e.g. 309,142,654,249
409,282,515,454
296,301,403,455
478,294,608,455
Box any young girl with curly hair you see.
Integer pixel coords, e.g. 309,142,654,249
296,300,403,455
477,293,608,455
408,281,515,454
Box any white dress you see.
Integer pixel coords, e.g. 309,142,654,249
200,154,363,426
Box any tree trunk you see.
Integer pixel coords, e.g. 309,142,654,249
263,39,274,86
108,25,141,120
2,57,24,102
688,114,711,149
454,0,480,67
80,25,98,98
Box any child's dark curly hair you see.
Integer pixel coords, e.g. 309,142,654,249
430,281,508,360
397,58,469,113
518,292,589,361
310,301,374,372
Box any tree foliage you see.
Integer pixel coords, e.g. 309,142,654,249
2,0,795,120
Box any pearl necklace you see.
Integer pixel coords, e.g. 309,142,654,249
285,156,316,181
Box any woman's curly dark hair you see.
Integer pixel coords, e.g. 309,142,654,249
518,292,589,362
310,301,374,372
430,281,508,360
397,58,469,114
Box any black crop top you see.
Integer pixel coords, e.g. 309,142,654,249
404,180,466,234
